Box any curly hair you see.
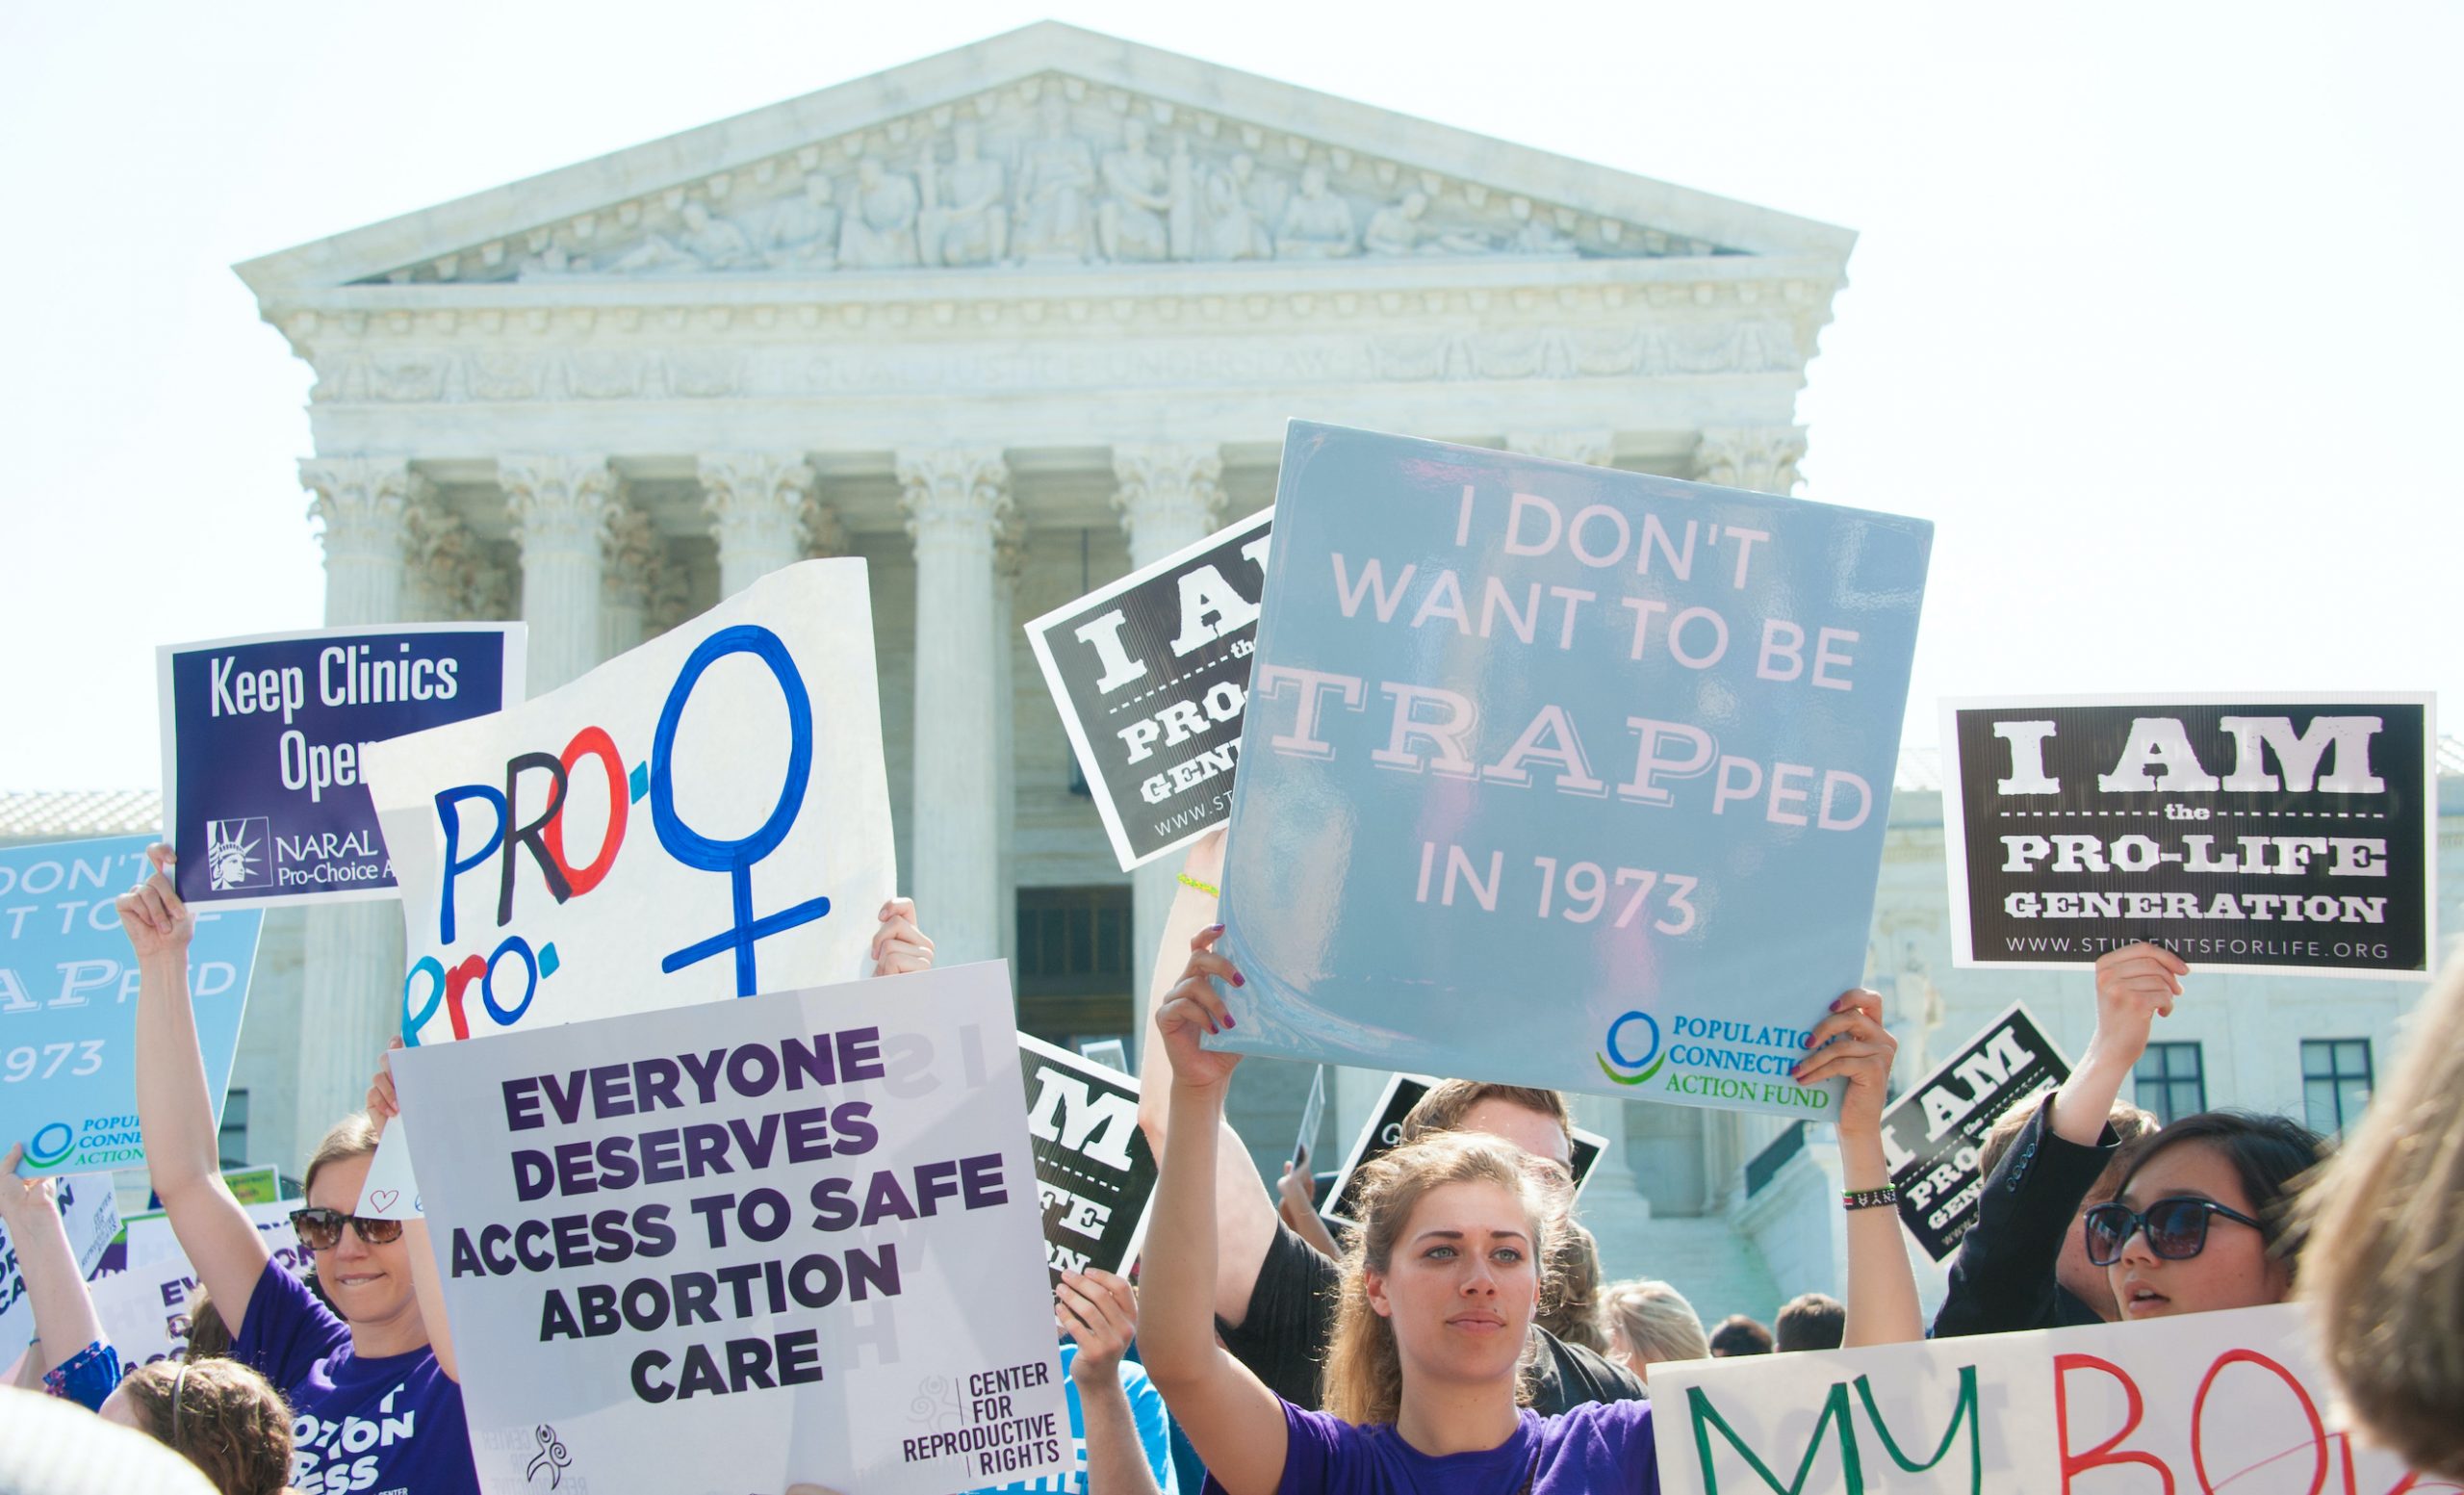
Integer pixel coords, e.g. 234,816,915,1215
114,1358,294,1495
1321,1130,1571,1426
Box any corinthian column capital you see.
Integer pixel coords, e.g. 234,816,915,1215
1111,442,1225,563
1692,425,1808,496
699,452,815,560
896,447,1012,554
500,453,618,555
301,455,425,564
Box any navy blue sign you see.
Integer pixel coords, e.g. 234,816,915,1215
158,625,525,908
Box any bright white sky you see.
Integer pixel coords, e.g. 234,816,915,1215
2,2,2455,789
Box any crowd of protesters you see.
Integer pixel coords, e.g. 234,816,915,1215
2,828,2458,1494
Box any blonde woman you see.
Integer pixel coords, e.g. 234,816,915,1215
1598,1279,1709,1381
1139,926,1920,1492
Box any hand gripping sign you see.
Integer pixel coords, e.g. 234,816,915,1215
362,559,896,1052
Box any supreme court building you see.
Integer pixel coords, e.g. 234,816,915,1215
13,24,2454,1321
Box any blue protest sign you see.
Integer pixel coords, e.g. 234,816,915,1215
0,837,262,1175
158,624,526,909
1213,423,1932,1119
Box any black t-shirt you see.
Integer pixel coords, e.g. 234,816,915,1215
1217,1221,1648,1413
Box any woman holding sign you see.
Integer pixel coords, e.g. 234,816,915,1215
120,845,482,1495
1139,927,1924,1493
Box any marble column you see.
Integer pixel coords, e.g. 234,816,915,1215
992,523,1026,964
1505,429,1616,468
600,501,664,660
399,490,472,623
1113,443,1227,1033
500,454,616,695
700,451,815,597
1692,425,1809,495
295,456,420,1150
898,447,1012,966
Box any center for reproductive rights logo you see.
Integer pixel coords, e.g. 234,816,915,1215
206,818,272,892
1596,1011,1665,1086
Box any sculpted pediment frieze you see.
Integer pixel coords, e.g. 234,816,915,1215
355,74,1747,288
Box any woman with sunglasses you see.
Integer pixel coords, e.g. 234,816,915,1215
2086,1110,2326,1319
120,844,483,1495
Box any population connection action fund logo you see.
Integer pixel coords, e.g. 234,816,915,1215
205,817,272,892
1595,1011,1666,1087
27,1121,76,1168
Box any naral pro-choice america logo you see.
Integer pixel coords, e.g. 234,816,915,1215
1595,1011,1666,1087
205,817,272,892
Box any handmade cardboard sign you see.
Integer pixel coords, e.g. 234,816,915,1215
1321,1072,1605,1232
362,559,895,1050
390,962,1065,1495
1019,1035,1156,1282
0,836,261,1176
1942,695,2436,976
0,1171,117,1354
1217,423,1932,1118
1027,508,1273,870
158,624,525,908
1651,1302,2431,1493
1879,1004,2068,1261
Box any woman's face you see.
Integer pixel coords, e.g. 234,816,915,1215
307,1153,419,1327
1365,1180,1541,1394
2106,1141,2289,1320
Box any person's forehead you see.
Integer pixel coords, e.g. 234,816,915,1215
1456,1098,1572,1164
308,1153,371,1209
2120,1142,2243,1207
1408,1179,1532,1235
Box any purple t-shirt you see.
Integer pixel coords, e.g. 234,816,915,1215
1211,1397,1659,1495
229,1260,477,1495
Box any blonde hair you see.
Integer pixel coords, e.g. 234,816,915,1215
1538,1222,1606,1352
1599,1278,1710,1371
115,1359,294,1495
2298,952,2464,1481
1322,1132,1570,1426
302,1111,381,1199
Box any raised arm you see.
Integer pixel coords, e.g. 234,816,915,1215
1133,833,1282,1328
1140,930,1289,1495
121,846,271,1331
2052,943,2184,1144
1056,1270,1165,1495
1796,988,1924,1348
0,1146,108,1391
367,1041,458,1383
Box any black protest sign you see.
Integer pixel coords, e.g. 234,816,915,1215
1322,1073,1606,1232
1943,696,2436,976
1026,509,1272,870
1019,1035,1156,1283
1879,1004,2070,1261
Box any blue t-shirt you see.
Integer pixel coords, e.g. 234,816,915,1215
229,1260,477,1495
972,1341,1177,1494
1212,1397,1658,1495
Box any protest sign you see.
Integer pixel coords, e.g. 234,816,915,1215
1321,1073,1605,1232
0,836,262,1176
1650,1302,2434,1493
1878,1005,2068,1262
1293,1064,1325,1169
1942,695,2437,976
390,961,1065,1495
159,624,525,909
1027,508,1273,869
1019,1035,1156,1283
0,1171,117,1355
124,1188,303,1274
354,1112,425,1220
362,559,895,1050
98,1199,314,1367
103,1166,288,1273
1216,423,1932,1119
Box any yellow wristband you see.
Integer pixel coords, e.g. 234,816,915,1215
1177,873,1219,898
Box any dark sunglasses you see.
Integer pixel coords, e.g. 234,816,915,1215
290,1207,404,1250
2082,1197,2264,1267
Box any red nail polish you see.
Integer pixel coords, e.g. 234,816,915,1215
1232,972,1245,987
1224,1016,1237,1029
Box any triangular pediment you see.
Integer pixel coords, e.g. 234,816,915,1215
236,23,1851,296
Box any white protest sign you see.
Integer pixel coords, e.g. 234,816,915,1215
354,1113,425,1221
0,1172,117,1355
89,1256,194,1368
122,1198,310,1280
363,557,895,1050
1651,1302,2437,1493
391,961,1066,1495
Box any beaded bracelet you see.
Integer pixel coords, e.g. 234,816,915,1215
1842,1186,1899,1211
1177,873,1219,898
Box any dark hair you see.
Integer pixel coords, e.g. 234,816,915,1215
1707,1313,1773,1356
2110,1110,2328,1266
1773,1292,1846,1353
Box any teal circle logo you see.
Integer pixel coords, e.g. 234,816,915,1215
27,1121,74,1168
1596,1011,1665,1087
